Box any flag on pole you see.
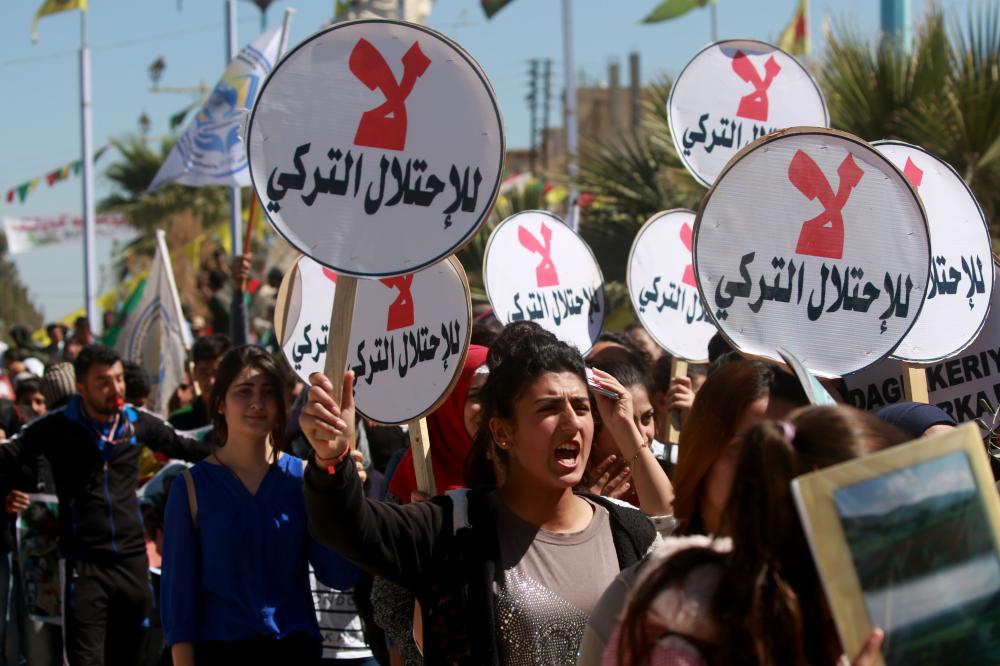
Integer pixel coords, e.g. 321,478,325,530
115,231,191,416
481,0,515,19
32,0,86,43
147,25,283,191
778,0,810,55
642,0,716,24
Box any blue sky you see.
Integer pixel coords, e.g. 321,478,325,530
0,0,970,320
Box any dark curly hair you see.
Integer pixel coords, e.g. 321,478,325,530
465,326,586,488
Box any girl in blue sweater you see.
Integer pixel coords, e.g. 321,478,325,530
161,346,361,665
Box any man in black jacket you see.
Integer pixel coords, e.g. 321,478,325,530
0,345,212,666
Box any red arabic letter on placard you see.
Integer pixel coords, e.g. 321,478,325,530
350,39,431,152
902,157,923,189
731,51,781,122
380,274,416,331
679,222,696,287
518,223,560,288
789,150,864,260
321,267,338,284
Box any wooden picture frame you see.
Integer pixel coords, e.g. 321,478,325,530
793,423,1000,665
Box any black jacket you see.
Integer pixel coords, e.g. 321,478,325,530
304,455,656,665
0,400,211,559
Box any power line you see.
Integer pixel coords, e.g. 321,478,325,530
0,17,257,69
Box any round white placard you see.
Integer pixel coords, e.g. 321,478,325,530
845,258,1000,429
872,141,993,363
668,39,828,188
693,128,930,377
484,210,605,354
275,254,472,424
627,209,716,361
248,20,504,277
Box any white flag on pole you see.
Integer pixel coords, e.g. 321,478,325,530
116,230,190,416
147,25,283,191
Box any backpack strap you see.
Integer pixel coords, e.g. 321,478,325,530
181,468,198,530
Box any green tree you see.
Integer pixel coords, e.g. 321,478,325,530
820,5,1000,229
576,78,703,284
0,233,43,341
98,136,229,270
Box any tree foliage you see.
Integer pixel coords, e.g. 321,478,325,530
0,233,43,340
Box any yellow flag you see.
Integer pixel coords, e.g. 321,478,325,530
32,0,87,43
778,0,810,56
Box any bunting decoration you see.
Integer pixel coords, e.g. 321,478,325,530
4,144,110,205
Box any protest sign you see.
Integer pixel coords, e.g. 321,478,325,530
2,214,136,254
693,128,930,378
873,141,993,364
16,494,60,625
793,424,1000,665
275,255,471,425
668,39,827,187
247,19,504,278
628,209,716,362
484,210,605,353
845,257,1000,427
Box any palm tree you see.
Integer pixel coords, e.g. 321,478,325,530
98,136,230,272
576,78,703,285
820,4,1000,229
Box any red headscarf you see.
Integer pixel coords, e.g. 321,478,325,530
388,344,489,502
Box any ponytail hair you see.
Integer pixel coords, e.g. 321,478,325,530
715,406,908,665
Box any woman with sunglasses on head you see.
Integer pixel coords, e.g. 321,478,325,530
300,329,674,664
161,346,363,665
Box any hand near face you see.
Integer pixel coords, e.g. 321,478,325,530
581,453,631,499
590,368,639,451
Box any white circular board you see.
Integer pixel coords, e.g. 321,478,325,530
668,39,828,188
484,210,605,354
873,141,994,363
627,209,716,362
693,128,930,378
845,257,1000,429
248,20,504,277
276,254,472,424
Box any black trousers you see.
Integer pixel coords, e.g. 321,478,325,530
63,553,152,666
195,633,320,664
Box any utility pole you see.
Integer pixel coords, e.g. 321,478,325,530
541,59,552,170
527,58,539,174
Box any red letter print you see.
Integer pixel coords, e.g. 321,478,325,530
518,223,560,288
902,157,923,189
789,150,864,260
679,222,696,287
322,267,338,284
350,39,431,152
379,274,415,331
731,51,781,122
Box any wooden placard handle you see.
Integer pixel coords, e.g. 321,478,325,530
902,362,929,404
667,357,688,444
315,274,358,441
407,417,436,496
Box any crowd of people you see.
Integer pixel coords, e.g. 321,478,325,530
0,255,967,666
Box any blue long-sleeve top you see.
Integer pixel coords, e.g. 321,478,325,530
161,454,361,647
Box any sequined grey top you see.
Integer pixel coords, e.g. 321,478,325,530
489,494,619,665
